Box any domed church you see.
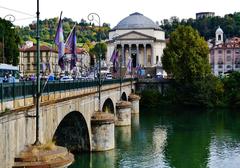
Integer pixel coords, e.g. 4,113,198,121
107,12,166,71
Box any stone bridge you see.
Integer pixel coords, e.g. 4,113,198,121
0,79,139,168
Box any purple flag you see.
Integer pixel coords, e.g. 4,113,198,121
113,51,119,73
127,56,132,73
54,12,65,71
65,25,77,55
110,49,116,62
65,25,77,70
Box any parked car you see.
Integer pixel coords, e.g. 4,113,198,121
60,76,73,82
87,73,96,80
105,73,113,79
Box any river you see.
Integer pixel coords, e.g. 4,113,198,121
69,107,240,168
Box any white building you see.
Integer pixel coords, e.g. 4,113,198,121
210,27,240,76
106,12,166,71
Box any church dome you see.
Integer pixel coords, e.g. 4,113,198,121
113,12,161,30
216,26,223,34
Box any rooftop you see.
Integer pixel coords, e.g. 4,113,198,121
112,12,161,30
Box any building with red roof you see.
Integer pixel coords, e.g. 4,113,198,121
209,27,240,76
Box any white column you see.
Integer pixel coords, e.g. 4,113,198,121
136,44,139,66
144,44,147,66
121,44,124,67
129,44,132,67
151,44,154,65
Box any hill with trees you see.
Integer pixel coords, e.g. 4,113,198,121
160,12,240,40
16,17,111,47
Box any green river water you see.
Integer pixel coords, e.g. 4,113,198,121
69,107,240,168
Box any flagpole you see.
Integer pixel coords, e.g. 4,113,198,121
88,13,101,112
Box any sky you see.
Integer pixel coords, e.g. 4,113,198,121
0,0,240,28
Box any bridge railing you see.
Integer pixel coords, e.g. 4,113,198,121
0,78,134,103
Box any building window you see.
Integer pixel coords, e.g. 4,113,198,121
218,50,222,54
46,52,49,60
227,50,231,54
235,49,240,54
218,35,221,41
235,58,240,64
27,64,30,70
236,64,240,68
218,65,222,68
156,56,159,63
218,58,223,64
227,65,231,69
27,52,30,63
226,56,231,62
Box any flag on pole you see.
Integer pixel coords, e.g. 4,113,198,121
113,51,119,73
110,49,119,73
127,56,132,73
110,49,116,62
54,12,65,71
65,25,77,70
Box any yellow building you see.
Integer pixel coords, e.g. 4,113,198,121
19,45,59,76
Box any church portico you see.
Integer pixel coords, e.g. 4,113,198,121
107,12,166,72
112,41,154,68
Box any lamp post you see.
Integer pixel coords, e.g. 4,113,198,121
88,13,102,112
1,14,15,63
34,0,41,145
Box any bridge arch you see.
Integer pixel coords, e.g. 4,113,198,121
102,98,114,114
53,111,90,153
121,92,127,101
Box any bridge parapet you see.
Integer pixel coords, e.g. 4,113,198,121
0,79,134,113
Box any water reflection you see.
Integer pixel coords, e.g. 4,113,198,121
69,150,116,168
115,126,131,145
208,136,240,168
69,108,240,168
131,114,140,129
91,150,116,168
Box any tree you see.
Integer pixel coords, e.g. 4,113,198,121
0,18,20,65
92,42,107,60
161,26,223,107
222,72,240,107
162,25,211,83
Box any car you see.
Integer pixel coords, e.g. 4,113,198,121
105,73,112,80
87,73,96,80
60,76,73,82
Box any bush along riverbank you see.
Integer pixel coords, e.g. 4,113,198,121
139,72,240,109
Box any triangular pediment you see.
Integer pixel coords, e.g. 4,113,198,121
116,31,155,40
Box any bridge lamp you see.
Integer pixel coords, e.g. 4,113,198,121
87,13,102,112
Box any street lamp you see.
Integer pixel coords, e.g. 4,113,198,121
1,14,15,63
33,0,41,145
88,13,102,112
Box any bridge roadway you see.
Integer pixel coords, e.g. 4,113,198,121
0,79,134,168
